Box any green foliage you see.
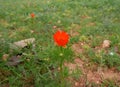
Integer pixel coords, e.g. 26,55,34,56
0,0,120,86
104,53,120,68
49,46,73,65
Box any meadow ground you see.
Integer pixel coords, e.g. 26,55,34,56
0,0,120,87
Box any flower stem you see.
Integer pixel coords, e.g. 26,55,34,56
59,47,64,86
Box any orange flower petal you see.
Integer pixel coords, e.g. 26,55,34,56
53,30,69,47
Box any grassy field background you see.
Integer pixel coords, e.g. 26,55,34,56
0,0,120,87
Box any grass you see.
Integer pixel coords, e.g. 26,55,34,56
0,0,120,87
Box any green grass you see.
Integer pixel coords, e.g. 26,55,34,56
0,0,120,87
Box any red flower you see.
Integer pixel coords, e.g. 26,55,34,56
53,30,69,47
30,13,35,18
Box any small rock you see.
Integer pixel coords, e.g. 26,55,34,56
6,55,22,66
75,82,79,86
102,40,111,48
30,30,34,33
10,38,35,49
53,26,57,29
2,54,9,61
26,58,30,62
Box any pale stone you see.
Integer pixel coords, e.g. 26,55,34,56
2,54,9,61
102,40,111,48
10,38,35,49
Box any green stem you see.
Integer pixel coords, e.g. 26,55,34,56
59,47,64,86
